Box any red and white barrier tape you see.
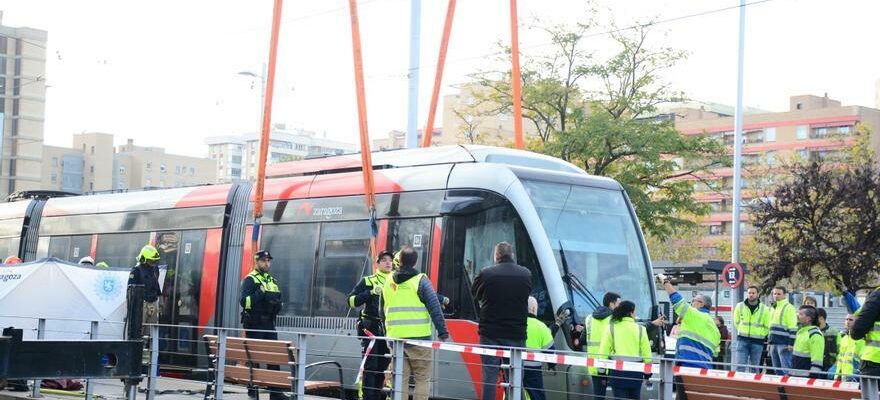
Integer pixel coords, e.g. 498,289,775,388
404,339,861,390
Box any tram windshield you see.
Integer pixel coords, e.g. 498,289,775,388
523,180,653,321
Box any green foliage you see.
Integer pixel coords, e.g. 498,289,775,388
468,22,728,239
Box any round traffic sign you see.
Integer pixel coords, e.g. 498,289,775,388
723,262,744,289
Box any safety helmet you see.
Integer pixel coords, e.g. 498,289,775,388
96,261,110,268
255,250,273,260
79,256,95,265
4,256,22,265
137,245,161,263
376,250,394,263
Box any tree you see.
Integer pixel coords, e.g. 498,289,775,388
469,23,728,239
750,160,880,293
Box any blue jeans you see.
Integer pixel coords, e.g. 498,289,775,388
769,344,792,375
734,339,765,372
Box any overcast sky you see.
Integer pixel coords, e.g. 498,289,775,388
2,0,879,157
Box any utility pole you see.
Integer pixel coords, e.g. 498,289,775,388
730,0,747,342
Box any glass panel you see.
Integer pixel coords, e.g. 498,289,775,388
523,180,652,321
168,230,205,366
0,238,19,259
47,235,96,263
95,232,151,269
385,218,433,272
261,223,320,316
313,221,371,317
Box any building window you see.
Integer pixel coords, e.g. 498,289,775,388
796,103,803,110
765,151,776,166
839,126,851,134
51,173,57,184
160,163,167,174
175,166,181,175
765,127,776,142
799,149,809,159
52,157,58,166
90,146,95,155
90,165,94,173
796,125,808,140
146,161,152,171
709,225,722,236
190,167,195,175
90,182,94,191
118,166,126,175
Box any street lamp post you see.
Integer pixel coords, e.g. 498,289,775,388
238,63,268,136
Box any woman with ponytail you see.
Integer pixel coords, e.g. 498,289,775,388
597,300,652,399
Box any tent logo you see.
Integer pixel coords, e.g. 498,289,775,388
94,273,122,301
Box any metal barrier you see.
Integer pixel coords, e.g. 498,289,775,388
3,318,880,400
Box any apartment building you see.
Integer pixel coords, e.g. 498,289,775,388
673,94,880,257
113,139,216,190
0,13,47,198
206,126,356,183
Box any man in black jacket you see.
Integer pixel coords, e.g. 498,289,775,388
851,287,880,377
472,241,532,400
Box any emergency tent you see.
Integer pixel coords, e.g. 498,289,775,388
0,258,131,340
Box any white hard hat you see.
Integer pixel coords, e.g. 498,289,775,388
79,256,95,265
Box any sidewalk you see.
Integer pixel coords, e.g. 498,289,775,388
0,378,330,400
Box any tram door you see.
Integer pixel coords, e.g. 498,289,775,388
156,230,206,367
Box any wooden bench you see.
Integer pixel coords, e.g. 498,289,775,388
202,334,344,400
676,372,861,400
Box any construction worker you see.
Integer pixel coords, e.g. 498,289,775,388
523,296,554,400
768,286,797,375
96,261,110,268
732,285,770,372
597,300,651,400
128,245,162,335
790,305,824,378
3,255,22,265
584,292,620,397
851,285,880,377
659,274,720,369
834,313,865,381
79,256,95,266
381,245,449,400
347,250,393,400
816,308,841,372
239,250,288,400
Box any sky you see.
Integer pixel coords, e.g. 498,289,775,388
2,0,879,158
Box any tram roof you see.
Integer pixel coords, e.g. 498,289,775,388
265,145,585,178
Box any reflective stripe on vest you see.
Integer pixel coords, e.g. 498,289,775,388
245,270,280,310
770,302,796,339
858,288,880,363
735,302,768,339
607,318,647,363
382,274,431,338
585,315,611,375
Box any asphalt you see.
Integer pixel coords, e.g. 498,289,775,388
0,378,334,400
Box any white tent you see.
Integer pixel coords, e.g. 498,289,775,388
0,258,132,340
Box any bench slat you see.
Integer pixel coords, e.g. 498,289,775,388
784,385,860,400
209,345,291,365
679,375,780,400
226,365,291,388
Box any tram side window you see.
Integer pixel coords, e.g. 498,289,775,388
261,223,319,316
313,221,371,317
384,218,432,272
0,237,18,259
96,232,151,269
47,235,93,263
465,206,552,320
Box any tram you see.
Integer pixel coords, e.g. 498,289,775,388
1,145,661,398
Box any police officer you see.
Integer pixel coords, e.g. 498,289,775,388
240,250,288,400
128,245,162,335
347,250,394,400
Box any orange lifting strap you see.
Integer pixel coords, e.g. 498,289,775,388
421,0,524,149
347,0,380,263
251,0,285,251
